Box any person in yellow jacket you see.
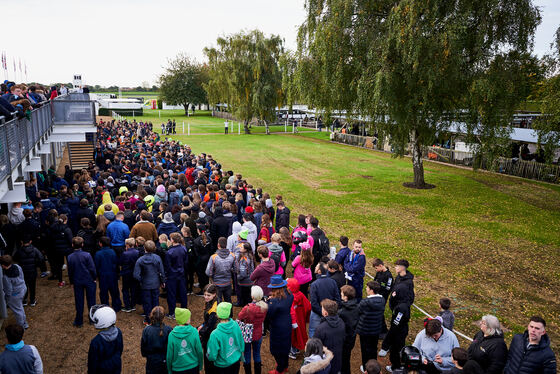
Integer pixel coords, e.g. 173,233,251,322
96,191,119,216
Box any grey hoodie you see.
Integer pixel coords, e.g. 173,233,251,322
8,206,24,225
205,248,235,286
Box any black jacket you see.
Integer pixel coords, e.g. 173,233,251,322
314,315,345,374
210,213,231,248
504,331,556,374
374,268,393,301
356,295,386,336
47,222,73,254
328,270,346,290
275,207,290,232
76,207,97,228
13,244,44,276
309,274,341,316
389,271,414,310
468,331,508,374
17,218,41,243
338,299,359,345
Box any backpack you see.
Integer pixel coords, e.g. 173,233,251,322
270,250,282,272
315,230,330,259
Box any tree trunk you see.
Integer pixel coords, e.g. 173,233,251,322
244,119,250,134
183,103,189,116
411,130,426,187
264,120,270,135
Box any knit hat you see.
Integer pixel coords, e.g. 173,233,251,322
104,211,115,221
216,302,232,319
156,185,166,194
162,212,174,224
232,222,242,235
245,206,254,214
175,308,191,325
238,228,249,240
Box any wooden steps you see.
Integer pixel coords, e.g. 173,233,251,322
68,141,94,170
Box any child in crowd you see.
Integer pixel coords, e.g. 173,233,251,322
0,324,43,374
439,297,455,331
314,299,345,374
198,284,218,374
291,246,314,297
0,255,28,329
13,235,44,307
167,308,203,373
134,240,166,324
88,305,123,374
141,306,172,374
206,302,244,373
299,338,333,374
120,238,139,313
238,286,268,374
287,278,311,360
68,237,97,328
235,242,255,307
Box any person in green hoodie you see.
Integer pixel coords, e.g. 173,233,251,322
166,308,204,374
206,302,244,374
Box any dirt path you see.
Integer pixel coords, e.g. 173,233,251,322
0,270,382,373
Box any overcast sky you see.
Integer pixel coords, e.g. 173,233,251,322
2,0,558,87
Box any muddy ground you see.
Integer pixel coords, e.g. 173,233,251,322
0,271,393,373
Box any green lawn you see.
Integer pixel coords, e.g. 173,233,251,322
170,132,560,350
123,110,317,134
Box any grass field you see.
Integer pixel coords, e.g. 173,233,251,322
170,132,560,350
123,110,317,134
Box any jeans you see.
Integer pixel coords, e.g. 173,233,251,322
73,281,96,326
243,338,262,363
360,334,379,368
142,288,159,322
308,311,322,338
7,291,27,328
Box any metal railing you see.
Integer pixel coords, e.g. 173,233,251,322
52,93,96,125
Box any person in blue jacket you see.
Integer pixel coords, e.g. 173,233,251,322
164,232,188,318
106,212,130,257
157,212,179,238
0,324,43,374
88,305,123,374
134,240,165,324
343,239,366,301
94,237,122,312
119,238,139,313
68,237,97,327
334,236,350,268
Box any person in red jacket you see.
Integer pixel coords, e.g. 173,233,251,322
287,278,311,360
238,285,268,374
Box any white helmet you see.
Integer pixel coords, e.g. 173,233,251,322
89,305,116,329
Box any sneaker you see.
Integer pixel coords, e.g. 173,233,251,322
130,307,136,311
23,301,28,307
58,281,66,287
30,300,37,307
385,366,393,373
378,349,388,357
122,308,133,313
289,352,297,360
360,366,364,373
40,271,50,278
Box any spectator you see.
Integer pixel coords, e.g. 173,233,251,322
275,201,290,232
130,211,158,242
157,212,179,238
412,318,460,373
451,348,484,374
267,275,294,374
389,259,415,310
13,236,44,307
87,305,123,374
235,242,255,307
467,315,507,374
68,237,97,327
238,286,268,374
242,213,258,253
334,236,350,267
198,284,218,373
287,278,312,360
46,213,73,287
338,285,360,374
250,246,275,297
206,302,244,373
193,224,212,295
0,324,43,374
166,308,203,374
364,359,381,374
120,238,139,313
292,244,314,297
439,298,455,331
94,237,122,312
313,299,345,374
504,316,556,374
343,239,366,301
327,259,345,290
141,306,172,374
308,262,341,338
134,240,165,324
106,212,130,257
96,192,119,216
0,255,28,328
206,237,235,303
356,281,385,371
268,233,287,276
373,258,393,301
299,338,333,374
165,233,188,318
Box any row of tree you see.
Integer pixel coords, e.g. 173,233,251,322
158,0,560,187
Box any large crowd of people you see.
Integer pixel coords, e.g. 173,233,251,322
0,115,556,374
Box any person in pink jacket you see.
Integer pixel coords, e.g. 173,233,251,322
292,215,314,254
291,244,314,296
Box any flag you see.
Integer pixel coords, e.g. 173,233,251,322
13,57,16,73
1,52,6,70
18,58,21,72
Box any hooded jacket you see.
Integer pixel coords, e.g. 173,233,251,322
356,294,385,336
134,253,165,290
8,206,24,225
467,331,508,374
309,274,341,316
226,222,242,252
413,327,460,371
338,298,360,344
206,319,244,368
165,244,188,279
205,248,235,286
504,331,556,374
389,270,415,310
313,315,346,374
250,259,275,296
287,278,312,350
238,302,267,341
275,206,290,232
141,322,172,374
268,243,286,275
157,221,179,237
300,348,334,374
235,252,254,286
2,264,26,297
47,221,73,254
166,324,203,373
13,245,44,276
242,221,257,253
96,192,119,216
87,327,123,374
0,341,43,374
